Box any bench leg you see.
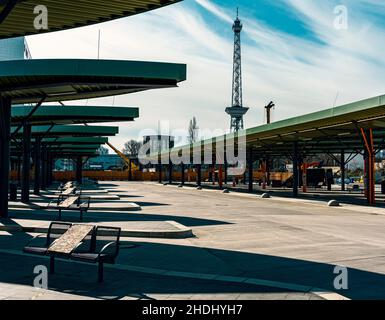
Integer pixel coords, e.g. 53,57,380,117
80,210,83,222
98,262,104,282
50,256,55,274
58,209,62,221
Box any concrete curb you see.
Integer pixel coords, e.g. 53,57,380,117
0,249,349,300
8,202,142,212
0,220,194,239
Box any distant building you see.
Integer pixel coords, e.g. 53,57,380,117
55,159,75,171
84,155,125,171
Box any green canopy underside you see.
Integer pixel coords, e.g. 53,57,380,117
11,124,119,137
0,0,182,39
41,137,109,144
11,105,139,124
149,95,385,159
11,143,101,150
0,59,187,103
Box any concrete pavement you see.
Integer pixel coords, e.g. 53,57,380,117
2,181,385,299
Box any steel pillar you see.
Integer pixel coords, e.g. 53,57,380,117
0,96,11,218
248,149,253,193
76,156,83,184
196,164,202,187
293,142,299,197
21,123,31,203
168,160,173,184
33,138,41,195
17,155,21,186
218,164,223,189
341,149,345,192
41,146,47,190
360,129,375,205
158,163,162,184
48,154,54,186
181,163,185,185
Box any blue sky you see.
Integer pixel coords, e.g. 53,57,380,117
27,0,385,150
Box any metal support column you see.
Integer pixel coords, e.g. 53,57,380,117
17,155,21,187
33,138,41,195
0,96,11,218
168,159,173,185
293,142,299,198
360,129,375,205
76,155,83,185
197,164,202,187
41,146,47,190
21,123,31,203
181,163,185,185
248,148,253,193
48,154,54,186
158,163,162,184
341,149,345,192
218,164,223,189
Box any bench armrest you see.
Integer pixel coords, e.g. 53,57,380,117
79,197,91,210
48,200,59,207
25,234,47,248
99,241,118,258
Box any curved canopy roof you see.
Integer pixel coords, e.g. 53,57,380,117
0,0,182,39
0,59,187,103
11,105,139,125
12,124,119,137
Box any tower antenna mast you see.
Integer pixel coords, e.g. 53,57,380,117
225,8,249,132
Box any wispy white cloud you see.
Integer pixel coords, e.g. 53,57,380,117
26,0,385,150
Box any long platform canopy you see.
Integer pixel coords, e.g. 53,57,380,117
150,95,385,161
0,59,186,104
11,124,119,138
41,137,109,145
0,0,182,39
11,105,139,125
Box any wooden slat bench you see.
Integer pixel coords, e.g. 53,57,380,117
48,195,90,221
23,222,121,282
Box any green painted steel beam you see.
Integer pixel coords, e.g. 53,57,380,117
0,0,182,39
45,144,102,150
11,124,119,137
0,59,187,104
11,105,139,125
41,137,109,145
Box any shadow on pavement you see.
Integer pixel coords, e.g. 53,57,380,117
0,233,383,300
6,208,231,227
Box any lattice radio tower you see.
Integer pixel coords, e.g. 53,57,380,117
225,8,249,132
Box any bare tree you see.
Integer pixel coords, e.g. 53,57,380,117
122,139,142,156
188,116,199,144
97,146,109,155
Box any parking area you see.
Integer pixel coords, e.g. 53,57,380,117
1,181,385,299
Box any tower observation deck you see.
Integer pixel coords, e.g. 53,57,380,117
225,9,249,132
